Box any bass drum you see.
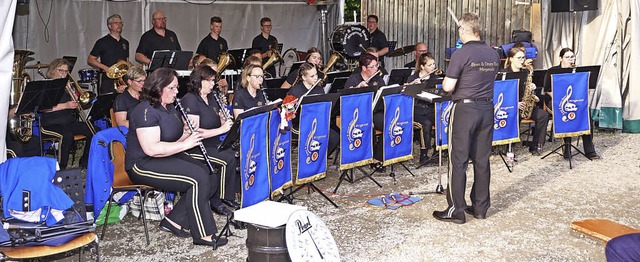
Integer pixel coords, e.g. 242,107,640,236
279,48,307,77
331,24,370,59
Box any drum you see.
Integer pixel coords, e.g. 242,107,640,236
78,68,99,82
331,24,370,58
279,48,307,77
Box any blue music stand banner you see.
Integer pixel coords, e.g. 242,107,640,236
340,92,374,170
382,94,414,165
239,112,270,208
434,85,452,151
492,79,521,146
268,109,292,198
296,101,331,184
552,72,591,138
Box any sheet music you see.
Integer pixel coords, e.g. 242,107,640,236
176,70,191,77
416,91,442,103
373,84,400,107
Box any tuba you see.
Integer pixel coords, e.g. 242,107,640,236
520,63,540,119
107,60,130,91
217,52,235,74
11,50,34,106
262,48,283,75
320,52,344,79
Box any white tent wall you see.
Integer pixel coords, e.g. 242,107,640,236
12,0,321,81
622,0,640,132
1,1,17,163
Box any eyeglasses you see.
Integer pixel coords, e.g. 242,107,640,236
563,55,576,59
56,69,69,73
166,85,178,91
366,64,379,69
109,22,124,25
153,17,167,21
132,79,145,83
262,24,272,28
250,75,265,79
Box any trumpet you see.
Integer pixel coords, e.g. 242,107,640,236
175,97,216,174
107,60,130,91
66,74,97,135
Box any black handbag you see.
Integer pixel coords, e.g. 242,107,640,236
512,29,532,43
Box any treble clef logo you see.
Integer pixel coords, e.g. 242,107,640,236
305,119,319,164
493,93,508,130
348,109,362,150
442,102,453,134
560,85,577,122
388,107,402,147
244,134,255,190
272,132,282,174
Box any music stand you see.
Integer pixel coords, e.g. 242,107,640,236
264,78,286,89
88,93,118,122
16,79,68,156
541,66,600,168
387,68,414,85
218,102,281,151
333,85,382,193
328,77,349,93
62,56,77,72
227,48,250,70
149,50,193,71
325,70,351,85
278,93,340,208
263,88,289,101
491,72,528,172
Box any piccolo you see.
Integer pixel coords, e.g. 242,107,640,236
175,97,216,174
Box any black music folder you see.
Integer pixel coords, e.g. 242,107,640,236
149,50,193,71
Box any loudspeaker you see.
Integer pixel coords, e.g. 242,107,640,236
551,0,598,12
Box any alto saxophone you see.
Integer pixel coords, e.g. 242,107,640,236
520,63,539,119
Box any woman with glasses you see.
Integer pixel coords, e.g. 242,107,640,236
181,65,238,211
40,58,94,169
344,53,384,89
232,64,267,118
549,47,600,160
125,68,227,248
112,65,146,128
503,48,549,155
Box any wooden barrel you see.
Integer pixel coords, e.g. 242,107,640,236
246,223,290,262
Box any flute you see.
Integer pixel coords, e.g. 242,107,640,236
175,97,216,174
365,70,382,84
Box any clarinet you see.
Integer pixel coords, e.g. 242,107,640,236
261,86,270,103
175,97,216,174
212,89,233,121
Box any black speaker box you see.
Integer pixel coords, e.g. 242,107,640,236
551,0,598,12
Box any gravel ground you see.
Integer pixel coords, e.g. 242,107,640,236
89,130,639,261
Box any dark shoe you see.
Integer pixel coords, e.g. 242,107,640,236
193,237,228,248
586,152,601,160
221,199,240,209
212,204,233,216
529,148,541,156
370,162,386,173
432,209,465,224
464,206,487,219
159,218,190,238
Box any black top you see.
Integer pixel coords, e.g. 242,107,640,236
406,73,434,108
287,82,325,99
285,68,324,86
446,40,500,101
90,34,130,93
40,87,75,127
136,29,182,60
180,92,223,147
196,34,228,62
501,67,532,99
369,29,388,68
232,87,267,112
113,90,140,118
125,101,184,170
252,34,278,77
404,60,416,68
344,72,385,89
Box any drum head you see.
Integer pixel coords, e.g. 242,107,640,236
280,48,304,77
78,68,99,82
331,24,370,59
285,210,340,262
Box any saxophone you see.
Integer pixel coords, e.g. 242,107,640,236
520,63,539,119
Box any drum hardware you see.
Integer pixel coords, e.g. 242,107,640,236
106,60,130,90
279,48,307,77
320,52,344,81
24,62,50,70
78,68,99,83
387,45,416,58
175,97,217,175
66,74,97,135
331,24,370,58
8,113,36,143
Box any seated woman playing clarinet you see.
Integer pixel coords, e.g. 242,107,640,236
232,64,267,118
503,47,550,156
182,65,239,210
405,52,438,164
125,68,227,248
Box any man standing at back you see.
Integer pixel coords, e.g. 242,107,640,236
366,15,389,70
195,16,228,63
433,13,500,224
87,14,129,94
135,11,181,66
404,42,428,68
252,17,278,78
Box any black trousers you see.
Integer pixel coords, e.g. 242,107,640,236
6,135,41,157
41,122,94,169
447,101,494,215
529,107,550,150
127,153,219,239
188,146,239,202
414,105,435,150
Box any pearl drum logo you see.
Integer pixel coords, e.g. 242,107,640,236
559,85,579,122
493,93,509,130
244,134,258,190
305,118,321,164
387,107,404,147
347,109,364,150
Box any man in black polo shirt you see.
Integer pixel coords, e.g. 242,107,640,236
433,13,500,224
404,42,428,68
195,16,228,63
135,11,181,66
87,14,129,94
251,17,278,78
366,15,389,70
